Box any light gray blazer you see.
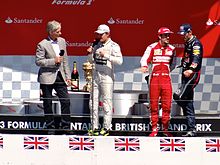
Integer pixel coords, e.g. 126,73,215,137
35,37,71,84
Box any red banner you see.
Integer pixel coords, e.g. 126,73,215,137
0,0,219,57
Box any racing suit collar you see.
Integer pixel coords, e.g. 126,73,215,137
158,41,167,49
101,38,111,46
187,35,196,44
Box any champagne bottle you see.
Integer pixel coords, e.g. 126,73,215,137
71,61,79,91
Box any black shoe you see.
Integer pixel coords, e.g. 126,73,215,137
45,121,56,129
100,128,110,136
85,129,100,136
182,130,197,137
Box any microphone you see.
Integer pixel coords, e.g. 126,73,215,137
92,39,100,47
56,50,65,66
91,39,100,58
145,75,149,84
59,49,65,56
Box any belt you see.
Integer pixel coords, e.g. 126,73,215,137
152,73,169,76
96,61,107,65
95,58,107,65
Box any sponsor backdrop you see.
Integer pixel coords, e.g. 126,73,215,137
0,0,219,57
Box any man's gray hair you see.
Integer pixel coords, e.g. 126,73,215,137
46,20,61,33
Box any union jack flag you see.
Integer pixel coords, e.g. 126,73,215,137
69,137,94,151
114,138,140,151
0,136,3,149
24,136,49,150
206,138,220,152
160,138,185,152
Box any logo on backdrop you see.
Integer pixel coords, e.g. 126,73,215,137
206,18,220,26
5,17,43,24
66,41,92,47
51,0,94,6
107,17,144,25
172,44,185,49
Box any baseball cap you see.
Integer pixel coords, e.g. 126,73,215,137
178,24,192,35
95,24,110,34
158,27,173,35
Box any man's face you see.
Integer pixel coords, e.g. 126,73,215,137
94,32,102,41
159,33,171,46
50,27,61,40
182,32,191,42
96,32,110,43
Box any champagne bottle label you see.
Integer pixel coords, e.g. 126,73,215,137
71,80,78,88
71,61,79,91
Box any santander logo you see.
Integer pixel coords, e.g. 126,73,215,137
5,17,13,24
206,18,220,26
5,17,43,24
108,18,116,24
107,17,144,25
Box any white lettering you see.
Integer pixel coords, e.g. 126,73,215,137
86,0,92,5
121,123,126,130
173,44,185,48
115,18,144,25
0,121,5,128
114,123,150,131
8,121,19,129
12,17,43,24
204,124,212,131
70,122,94,130
153,56,171,63
66,41,91,47
115,123,121,131
71,122,81,130
82,123,89,130
7,121,43,129
196,124,212,131
52,0,93,6
169,124,187,131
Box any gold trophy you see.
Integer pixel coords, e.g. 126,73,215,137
82,61,93,92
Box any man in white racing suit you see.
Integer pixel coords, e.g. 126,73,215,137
87,24,123,136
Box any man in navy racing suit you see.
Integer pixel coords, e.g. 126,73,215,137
173,23,203,137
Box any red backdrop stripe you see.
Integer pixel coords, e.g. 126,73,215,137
0,0,219,57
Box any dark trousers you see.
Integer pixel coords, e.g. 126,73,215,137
173,71,200,131
174,91,196,131
41,72,70,123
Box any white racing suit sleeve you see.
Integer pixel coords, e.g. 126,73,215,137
104,43,123,65
140,45,152,67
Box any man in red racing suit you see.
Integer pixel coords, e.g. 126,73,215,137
140,27,176,137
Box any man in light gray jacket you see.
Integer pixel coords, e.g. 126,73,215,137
35,20,71,130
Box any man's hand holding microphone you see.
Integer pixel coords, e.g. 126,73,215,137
55,49,64,65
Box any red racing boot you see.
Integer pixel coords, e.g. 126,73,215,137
149,128,159,137
162,121,173,137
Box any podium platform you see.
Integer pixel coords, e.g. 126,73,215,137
0,134,219,165
0,115,219,137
